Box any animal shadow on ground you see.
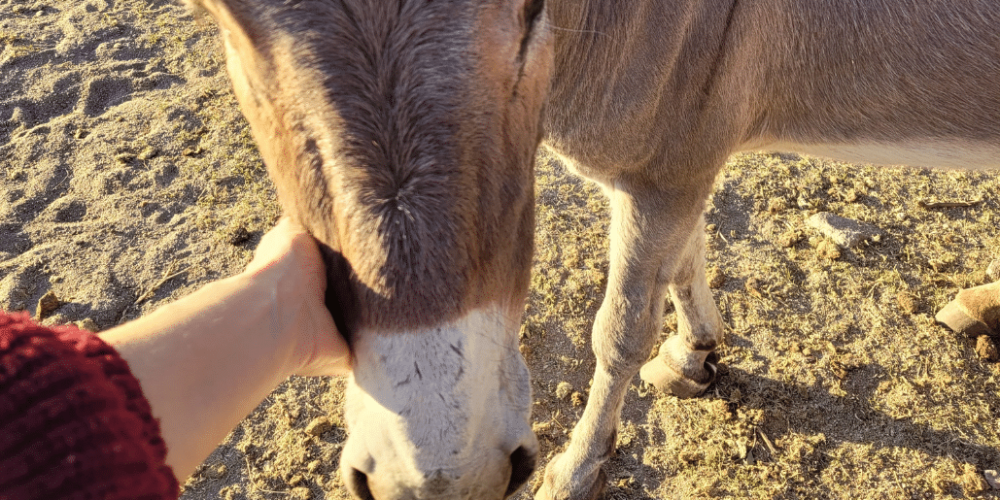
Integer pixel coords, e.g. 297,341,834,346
716,363,998,493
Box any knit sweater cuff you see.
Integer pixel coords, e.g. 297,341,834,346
0,311,179,500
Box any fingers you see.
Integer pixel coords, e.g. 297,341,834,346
247,216,353,377
245,217,314,274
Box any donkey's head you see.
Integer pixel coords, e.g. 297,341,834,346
188,0,552,497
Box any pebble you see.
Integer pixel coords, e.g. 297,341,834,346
806,212,880,249
975,336,999,362
36,291,60,319
74,318,99,332
555,381,573,400
985,470,1000,490
305,416,333,436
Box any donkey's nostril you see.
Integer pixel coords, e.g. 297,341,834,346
505,446,538,496
345,467,375,500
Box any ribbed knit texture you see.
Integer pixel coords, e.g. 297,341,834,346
0,311,179,500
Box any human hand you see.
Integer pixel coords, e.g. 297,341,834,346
244,216,351,377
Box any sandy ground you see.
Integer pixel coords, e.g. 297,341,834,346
2,1,999,499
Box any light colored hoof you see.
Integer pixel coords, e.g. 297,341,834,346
936,281,1000,337
534,454,606,500
639,351,718,399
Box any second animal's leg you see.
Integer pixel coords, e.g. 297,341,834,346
536,176,717,500
639,214,724,397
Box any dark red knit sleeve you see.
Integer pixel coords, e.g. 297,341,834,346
0,311,179,500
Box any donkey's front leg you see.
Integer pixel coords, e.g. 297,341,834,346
536,179,716,500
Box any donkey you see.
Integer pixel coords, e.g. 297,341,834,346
185,0,1000,498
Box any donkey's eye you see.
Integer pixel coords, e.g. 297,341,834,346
523,0,544,33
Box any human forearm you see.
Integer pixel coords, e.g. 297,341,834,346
98,218,349,481
99,273,299,480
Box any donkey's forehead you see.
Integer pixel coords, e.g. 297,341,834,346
194,0,539,336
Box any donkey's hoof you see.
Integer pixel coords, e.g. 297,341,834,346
639,351,718,398
936,281,1000,337
534,454,606,500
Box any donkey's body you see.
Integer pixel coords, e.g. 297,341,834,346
188,0,1000,498
537,2,1000,497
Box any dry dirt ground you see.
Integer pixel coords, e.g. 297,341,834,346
2,1,999,499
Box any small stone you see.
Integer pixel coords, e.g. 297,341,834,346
985,470,1000,490
570,392,586,407
36,291,60,319
74,128,88,139
305,416,333,436
555,381,573,400
987,259,1000,282
137,146,159,160
806,212,880,248
288,474,304,486
707,266,725,289
182,146,203,157
74,318,99,332
975,336,999,362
